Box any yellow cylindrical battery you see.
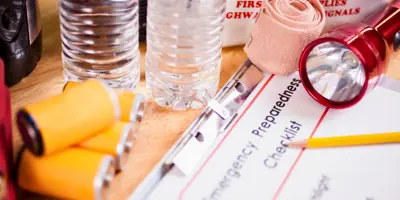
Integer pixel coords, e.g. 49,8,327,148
63,81,145,124
80,122,137,171
117,91,145,123
62,81,81,91
17,147,115,200
17,79,120,156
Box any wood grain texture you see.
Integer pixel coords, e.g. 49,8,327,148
8,0,400,199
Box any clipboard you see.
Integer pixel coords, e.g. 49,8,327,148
128,59,265,199
128,59,400,200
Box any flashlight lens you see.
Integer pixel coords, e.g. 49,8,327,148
305,42,366,103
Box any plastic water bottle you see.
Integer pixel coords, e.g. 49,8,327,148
59,0,140,89
146,0,227,110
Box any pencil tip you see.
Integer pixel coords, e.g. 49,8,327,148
286,141,307,148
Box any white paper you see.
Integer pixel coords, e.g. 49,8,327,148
322,0,392,33
143,74,400,200
221,0,260,47
221,0,392,47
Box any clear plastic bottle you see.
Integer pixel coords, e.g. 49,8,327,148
146,0,226,110
59,0,140,89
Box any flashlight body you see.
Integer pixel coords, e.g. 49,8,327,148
364,0,400,54
0,59,17,200
0,0,43,87
300,0,400,109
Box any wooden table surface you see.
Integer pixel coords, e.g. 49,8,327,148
9,0,400,199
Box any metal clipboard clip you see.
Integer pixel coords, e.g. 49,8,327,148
129,59,265,200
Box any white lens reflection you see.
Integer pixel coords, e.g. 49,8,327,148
305,42,366,103
395,32,400,52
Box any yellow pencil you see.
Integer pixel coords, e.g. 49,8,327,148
288,132,400,148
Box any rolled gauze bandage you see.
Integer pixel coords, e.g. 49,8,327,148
244,0,326,75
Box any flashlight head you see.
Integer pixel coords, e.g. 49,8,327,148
299,23,390,109
300,0,400,109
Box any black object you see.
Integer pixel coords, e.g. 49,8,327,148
139,0,147,42
0,0,42,87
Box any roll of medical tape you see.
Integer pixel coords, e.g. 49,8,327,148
244,0,326,75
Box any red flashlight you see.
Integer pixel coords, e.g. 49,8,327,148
0,58,17,200
299,0,400,109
